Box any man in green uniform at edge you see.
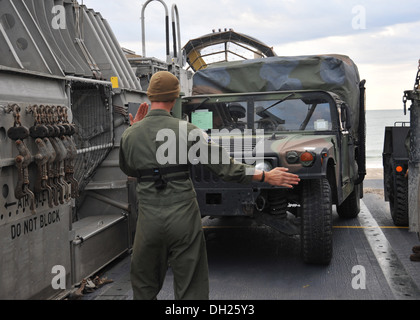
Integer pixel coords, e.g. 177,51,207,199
119,71,301,300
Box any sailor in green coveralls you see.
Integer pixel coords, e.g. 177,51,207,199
119,71,300,300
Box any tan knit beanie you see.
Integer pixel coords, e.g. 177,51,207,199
147,71,180,102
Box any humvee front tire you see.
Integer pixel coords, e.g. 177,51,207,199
300,178,333,264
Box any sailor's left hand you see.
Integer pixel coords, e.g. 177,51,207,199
265,167,300,188
130,102,149,125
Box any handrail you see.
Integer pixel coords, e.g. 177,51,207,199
141,0,170,62
171,4,182,65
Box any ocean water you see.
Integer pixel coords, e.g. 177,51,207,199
366,109,410,168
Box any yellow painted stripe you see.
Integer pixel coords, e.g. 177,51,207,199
203,226,256,229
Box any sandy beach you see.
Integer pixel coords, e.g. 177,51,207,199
364,167,384,197
366,167,383,180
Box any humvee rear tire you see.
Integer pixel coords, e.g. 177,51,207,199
300,178,333,264
337,183,361,219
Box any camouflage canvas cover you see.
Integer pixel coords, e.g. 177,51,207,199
192,54,361,134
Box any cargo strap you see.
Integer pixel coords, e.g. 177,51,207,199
137,165,190,190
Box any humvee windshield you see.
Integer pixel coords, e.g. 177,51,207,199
255,98,332,132
182,92,334,133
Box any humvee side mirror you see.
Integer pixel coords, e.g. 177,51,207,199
340,103,352,130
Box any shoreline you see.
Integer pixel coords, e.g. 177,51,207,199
365,167,383,180
364,167,384,196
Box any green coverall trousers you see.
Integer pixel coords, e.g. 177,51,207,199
130,197,209,300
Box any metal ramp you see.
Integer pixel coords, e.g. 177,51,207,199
0,0,145,299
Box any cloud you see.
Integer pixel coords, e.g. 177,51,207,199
83,0,420,52
276,20,420,64
82,0,420,109
275,18,420,109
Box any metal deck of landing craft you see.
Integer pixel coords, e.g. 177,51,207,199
79,169,420,300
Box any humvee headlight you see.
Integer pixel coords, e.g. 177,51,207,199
286,151,299,164
300,152,316,167
255,160,273,172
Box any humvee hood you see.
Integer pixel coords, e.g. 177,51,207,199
267,134,335,154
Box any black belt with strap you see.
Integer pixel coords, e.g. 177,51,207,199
137,165,190,190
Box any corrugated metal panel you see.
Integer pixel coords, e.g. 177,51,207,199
77,3,142,90
25,0,92,76
0,0,64,75
0,0,142,90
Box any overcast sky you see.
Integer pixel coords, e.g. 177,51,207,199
82,0,420,110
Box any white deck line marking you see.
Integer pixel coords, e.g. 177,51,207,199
358,200,420,299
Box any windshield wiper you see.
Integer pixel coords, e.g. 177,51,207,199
190,97,210,113
299,103,317,130
256,93,295,117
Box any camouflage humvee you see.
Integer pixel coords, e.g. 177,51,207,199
181,55,366,264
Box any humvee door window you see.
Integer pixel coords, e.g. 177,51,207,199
185,101,248,131
191,110,213,130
